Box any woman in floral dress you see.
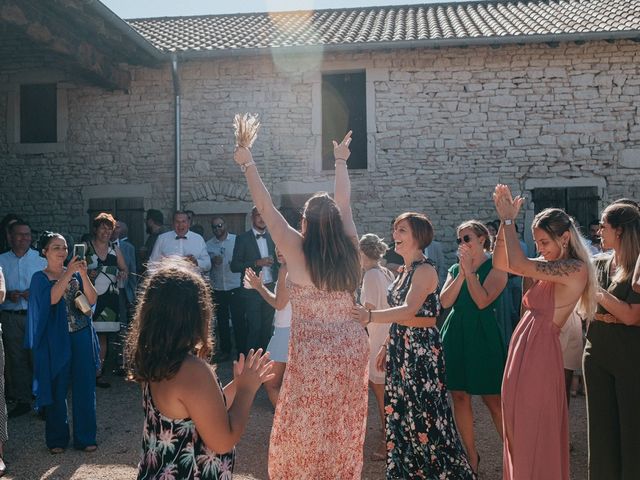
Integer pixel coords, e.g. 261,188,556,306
233,124,368,479
354,213,475,479
126,258,273,480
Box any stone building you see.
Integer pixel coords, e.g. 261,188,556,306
1,0,639,257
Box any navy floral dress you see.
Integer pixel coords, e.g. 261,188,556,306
137,384,235,480
385,258,475,479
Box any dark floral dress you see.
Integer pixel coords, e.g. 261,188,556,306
385,258,475,479
137,384,235,480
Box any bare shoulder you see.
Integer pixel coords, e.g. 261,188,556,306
174,356,217,391
413,262,438,282
534,258,585,278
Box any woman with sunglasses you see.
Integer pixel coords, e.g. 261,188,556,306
493,185,596,480
583,202,640,479
440,220,508,474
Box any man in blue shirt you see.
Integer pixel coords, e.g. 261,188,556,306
0,221,47,417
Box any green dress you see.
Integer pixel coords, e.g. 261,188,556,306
441,257,507,395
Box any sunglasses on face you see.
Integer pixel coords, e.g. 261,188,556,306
456,235,472,245
212,224,224,229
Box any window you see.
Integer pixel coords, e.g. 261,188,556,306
321,72,367,170
20,84,57,143
531,187,600,236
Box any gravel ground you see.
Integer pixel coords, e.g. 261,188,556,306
4,361,588,479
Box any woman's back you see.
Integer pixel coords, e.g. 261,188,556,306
269,281,369,480
138,382,235,480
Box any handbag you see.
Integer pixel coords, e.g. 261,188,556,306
74,291,93,317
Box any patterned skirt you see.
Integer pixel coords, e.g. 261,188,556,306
385,324,475,479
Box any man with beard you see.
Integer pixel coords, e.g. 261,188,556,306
231,207,278,354
206,216,242,360
139,209,167,273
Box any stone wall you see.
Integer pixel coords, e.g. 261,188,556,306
1,39,639,259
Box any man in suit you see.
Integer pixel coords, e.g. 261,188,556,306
230,207,278,354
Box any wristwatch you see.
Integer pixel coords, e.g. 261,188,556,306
504,219,513,225
240,160,256,172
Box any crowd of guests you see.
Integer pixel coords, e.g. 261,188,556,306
0,128,639,479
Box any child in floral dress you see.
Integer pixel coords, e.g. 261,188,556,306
126,258,273,479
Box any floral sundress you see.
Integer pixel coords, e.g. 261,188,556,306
385,258,475,479
137,383,235,480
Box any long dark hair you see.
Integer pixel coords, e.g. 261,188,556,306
126,258,213,382
602,202,640,283
301,192,360,292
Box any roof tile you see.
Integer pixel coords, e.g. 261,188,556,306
127,0,640,54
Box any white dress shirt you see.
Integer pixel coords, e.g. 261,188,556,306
0,248,48,311
252,228,273,284
206,233,241,291
149,230,211,273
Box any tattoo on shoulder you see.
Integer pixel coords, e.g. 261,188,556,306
535,259,582,277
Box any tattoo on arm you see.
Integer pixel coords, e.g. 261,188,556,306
535,259,582,277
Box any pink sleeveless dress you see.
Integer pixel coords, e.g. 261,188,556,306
268,281,369,480
502,280,569,480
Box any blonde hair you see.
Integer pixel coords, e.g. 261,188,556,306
602,202,640,283
532,208,597,318
457,220,491,251
359,233,388,260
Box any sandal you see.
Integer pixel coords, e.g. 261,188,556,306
49,447,64,454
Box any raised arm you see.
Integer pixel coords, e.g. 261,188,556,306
232,116,302,262
332,131,357,240
440,270,463,309
493,184,586,286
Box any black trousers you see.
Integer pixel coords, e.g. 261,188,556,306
583,321,640,480
212,288,243,356
238,284,275,355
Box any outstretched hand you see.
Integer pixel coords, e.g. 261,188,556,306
332,130,353,162
493,184,524,221
233,349,274,392
243,268,263,290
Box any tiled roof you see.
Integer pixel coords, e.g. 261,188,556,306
128,0,640,55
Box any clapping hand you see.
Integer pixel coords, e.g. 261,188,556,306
244,268,263,290
493,184,524,221
458,243,474,276
233,348,274,392
332,131,353,162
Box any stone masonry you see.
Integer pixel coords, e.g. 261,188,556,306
1,39,639,260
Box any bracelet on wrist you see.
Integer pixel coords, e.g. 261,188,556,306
366,308,372,325
240,160,256,173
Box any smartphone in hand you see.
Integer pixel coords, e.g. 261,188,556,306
73,243,86,260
